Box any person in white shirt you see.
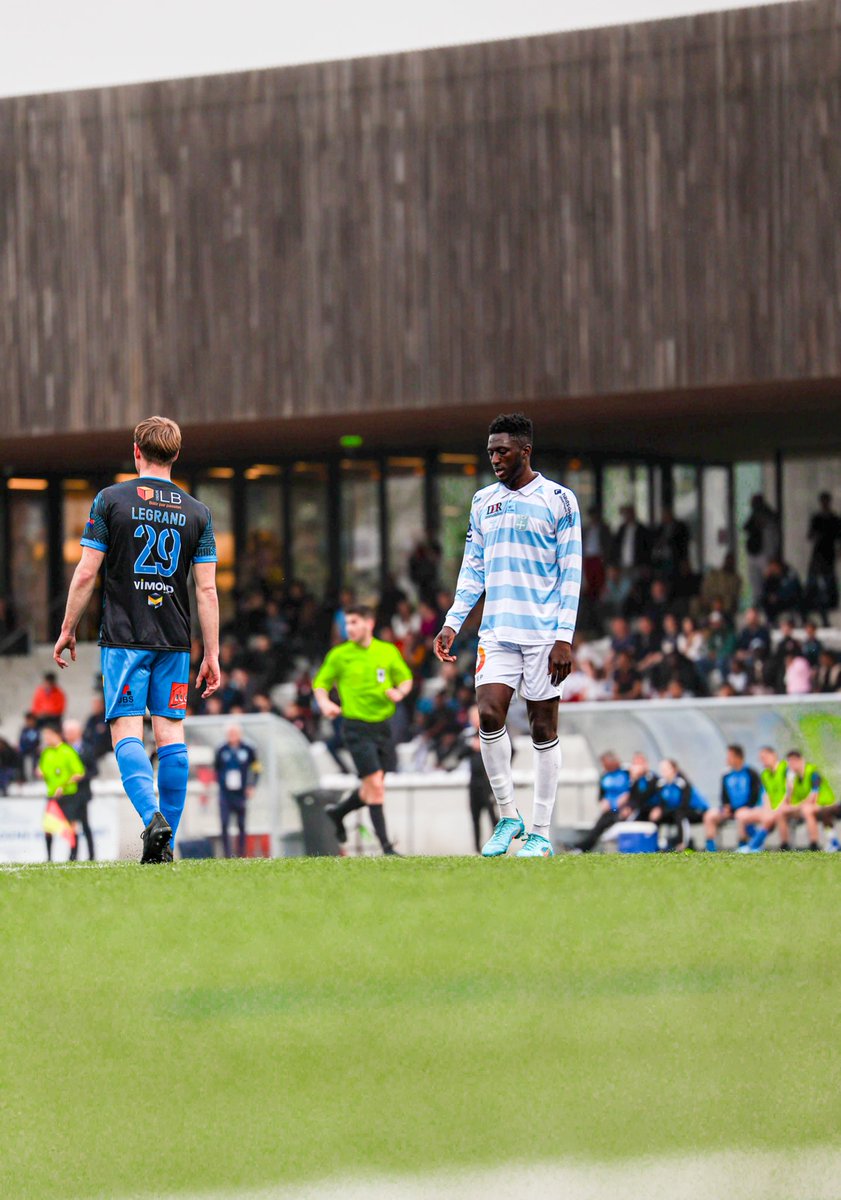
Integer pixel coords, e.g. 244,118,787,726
433,413,582,859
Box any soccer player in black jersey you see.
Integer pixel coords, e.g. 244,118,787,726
53,416,220,862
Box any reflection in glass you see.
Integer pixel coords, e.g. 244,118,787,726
701,467,731,570
244,469,285,592
386,458,425,594
602,465,651,529
63,479,102,641
340,459,381,603
671,464,700,569
193,476,235,621
290,463,328,597
9,489,48,642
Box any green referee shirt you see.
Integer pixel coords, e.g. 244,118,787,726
761,761,788,809
39,743,86,799
313,638,413,723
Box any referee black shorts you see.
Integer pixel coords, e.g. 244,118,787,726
342,718,397,778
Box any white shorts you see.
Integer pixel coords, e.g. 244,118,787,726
474,636,562,701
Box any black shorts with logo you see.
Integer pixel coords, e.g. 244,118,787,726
343,718,396,778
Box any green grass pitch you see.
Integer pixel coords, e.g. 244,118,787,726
2,854,839,1198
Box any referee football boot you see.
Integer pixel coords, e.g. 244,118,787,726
140,811,173,864
325,803,348,844
515,833,554,858
481,813,526,857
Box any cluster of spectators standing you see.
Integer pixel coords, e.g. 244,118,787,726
577,743,839,854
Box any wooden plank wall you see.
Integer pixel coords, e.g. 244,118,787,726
0,0,839,440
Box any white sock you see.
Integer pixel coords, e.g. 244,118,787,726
532,737,561,837
479,727,516,818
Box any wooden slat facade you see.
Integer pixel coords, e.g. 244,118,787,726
1,0,840,445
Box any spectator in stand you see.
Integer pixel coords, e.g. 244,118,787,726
737,608,771,660
600,565,632,620
607,616,637,664
30,672,67,727
671,559,703,617
0,735,20,794
284,673,320,741
697,551,742,619
81,694,111,761
705,612,736,680
644,578,672,631
613,505,651,584
677,616,706,666
801,621,824,667
251,692,281,716
583,506,611,601
18,712,41,781
651,506,690,577
760,558,804,622
573,752,632,853
651,759,708,850
634,615,665,685
611,650,642,700
391,598,421,657
784,650,813,696
703,744,762,851
815,649,841,693
806,492,841,621
408,536,441,603
770,618,801,691
743,494,781,604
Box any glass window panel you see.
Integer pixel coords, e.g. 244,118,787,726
539,455,596,515
782,455,841,585
602,465,651,530
386,458,426,595
733,462,777,607
340,459,381,603
438,454,484,591
702,466,731,570
290,462,328,598
63,479,102,641
8,490,49,642
193,476,235,622
244,472,285,593
671,464,700,569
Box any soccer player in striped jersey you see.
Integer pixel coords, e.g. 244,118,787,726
433,413,582,858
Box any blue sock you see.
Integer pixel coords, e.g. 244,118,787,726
115,737,158,826
705,838,716,852
748,827,768,850
157,743,189,846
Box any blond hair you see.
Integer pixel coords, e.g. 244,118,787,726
134,415,182,465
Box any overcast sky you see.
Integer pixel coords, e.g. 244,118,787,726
1,0,783,99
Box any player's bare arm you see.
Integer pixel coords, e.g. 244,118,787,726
547,640,573,686
193,560,221,698
53,546,105,668
433,625,458,663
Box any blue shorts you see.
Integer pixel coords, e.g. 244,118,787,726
102,647,190,721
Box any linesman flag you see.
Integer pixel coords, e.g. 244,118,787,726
43,799,77,847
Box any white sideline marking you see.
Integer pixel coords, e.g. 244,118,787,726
139,1149,841,1200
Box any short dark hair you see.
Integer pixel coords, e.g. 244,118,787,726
488,413,533,447
727,744,744,760
786,749,803,760
346,604,375,621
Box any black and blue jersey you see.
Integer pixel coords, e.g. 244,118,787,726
720,766,762,811
81,477,216,652
600,768,632,812
657,776,709,816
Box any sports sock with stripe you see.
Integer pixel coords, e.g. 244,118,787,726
479,727,516,818
532,737,561,837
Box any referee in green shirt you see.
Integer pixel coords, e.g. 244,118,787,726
314,605,414,855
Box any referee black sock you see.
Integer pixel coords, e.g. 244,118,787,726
368,804,391,850
332,789,365,820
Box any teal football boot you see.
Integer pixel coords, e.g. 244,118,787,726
481,813,526,857
515,833,554,858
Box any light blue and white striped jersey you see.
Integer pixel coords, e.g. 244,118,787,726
444,473,582,645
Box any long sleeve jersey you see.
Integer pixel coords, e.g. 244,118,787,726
444,473,582,645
